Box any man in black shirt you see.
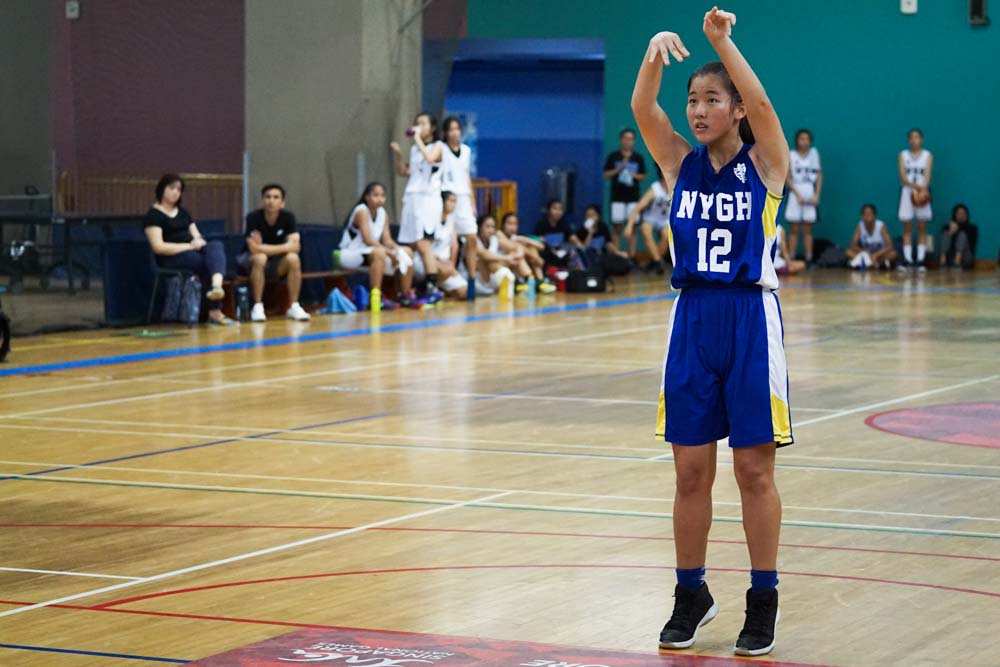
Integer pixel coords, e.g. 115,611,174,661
534,199,585,269
603,128,646,259
241,184,310,321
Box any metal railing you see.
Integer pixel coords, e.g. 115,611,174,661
472,179,517,220
57,171,244,231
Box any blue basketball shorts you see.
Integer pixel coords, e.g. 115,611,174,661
656,285,793,448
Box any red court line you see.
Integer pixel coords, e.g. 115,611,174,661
864,409,1000,449
92,564,1000,610
0,599,828,667
2,522,996,563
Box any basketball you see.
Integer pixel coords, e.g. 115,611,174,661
911,188,931,207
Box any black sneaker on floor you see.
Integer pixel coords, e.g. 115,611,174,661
658,583,718,649
734,588,780,656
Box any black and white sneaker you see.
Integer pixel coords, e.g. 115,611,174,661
734,588,780,656
658,583,718,649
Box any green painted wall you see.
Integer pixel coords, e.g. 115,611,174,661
468,1,998,258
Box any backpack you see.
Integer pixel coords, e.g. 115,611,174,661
179,275,202,325
566,267,607,293
817,245,847,268
160,275,182,322
600,252,632,276
0,309,10,363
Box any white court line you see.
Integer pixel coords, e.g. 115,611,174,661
0,424,665,456
0,566,141,581
0,349,361,401
0,355,443,420
315,385,657,406
793,374,1000,427
3,474,997,540
3,461,996,525
553,324,665,343
0,489,513,619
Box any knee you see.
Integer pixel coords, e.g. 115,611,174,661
285,252,301,267
250,253,267,268
734,462,775,497
675,465,714,498
371,246,387,260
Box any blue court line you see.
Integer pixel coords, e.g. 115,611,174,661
607,367,658,378
0,293,675,378
0,643,189,663
782,282,1000,296
0,413,389,482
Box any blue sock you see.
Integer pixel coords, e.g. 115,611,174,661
750,569,779,591
676,566,706,591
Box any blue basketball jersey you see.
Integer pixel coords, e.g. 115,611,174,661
668,144,784,290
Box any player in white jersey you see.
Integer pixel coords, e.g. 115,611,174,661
472,214,535,295
338,182,419,309
441,117,479,294
412,191,467,299
784,129,822,263
897,128,933,269
624,166,673,274
847,203,896,270
391,112,445,302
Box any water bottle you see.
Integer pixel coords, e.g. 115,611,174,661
526,277,536,297
498,274,510,301
370,288,382,314
236,285,251,322
466,277,476,302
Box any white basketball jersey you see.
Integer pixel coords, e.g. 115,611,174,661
432,214,455,260
477,233,499,255
858,219,886,252
901,150,930,187
340,204,386,250
643,181,672,224
404,143,443,195
790,147,820,187
441,143,472,195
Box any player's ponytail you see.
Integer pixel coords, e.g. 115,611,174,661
739,117,755,145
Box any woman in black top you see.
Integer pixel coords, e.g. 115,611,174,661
143,174,231,325
534,199,584,269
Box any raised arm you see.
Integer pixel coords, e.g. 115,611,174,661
704,7,788,194
390,142,409,177
413,132,442,166
631,32,692,188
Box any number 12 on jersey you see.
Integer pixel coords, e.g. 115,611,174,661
696,227,732,273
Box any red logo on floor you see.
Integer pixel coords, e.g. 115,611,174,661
186,627,820,666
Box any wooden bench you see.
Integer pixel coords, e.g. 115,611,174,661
221,270,350,318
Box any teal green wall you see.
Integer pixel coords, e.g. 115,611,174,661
468,1,998,258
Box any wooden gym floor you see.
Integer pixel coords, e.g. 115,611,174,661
0,269,998,666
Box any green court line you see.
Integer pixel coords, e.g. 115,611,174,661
7,475,999,541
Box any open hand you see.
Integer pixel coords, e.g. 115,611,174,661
703,6,736,42
646,31,690,66
389,141,402,154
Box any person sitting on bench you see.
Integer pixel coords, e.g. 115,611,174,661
239,183,310,321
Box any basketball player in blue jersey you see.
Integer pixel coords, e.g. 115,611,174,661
632,7,791,657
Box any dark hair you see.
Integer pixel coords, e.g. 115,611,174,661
794,129,813,145
585,203,601,218
416,111,440,142
442,116,462,138
951,203,969,221
441,190,456,203
619,128,636,139
155,173,184,203
344,181,385,226
476,213,496,232
908,127,923,138
688,61,754,144
261,183,285,198
546,198,563,211
861,203,877,215
500,211,518,227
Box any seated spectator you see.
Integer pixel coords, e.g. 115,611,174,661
238,183,310,321
846,203,897,270
475,214,535,295
143,173,232,326
774,224,806,275
338,182,420,310
624,168,672,274
413,191,467,299
577,204,631,273
497,213,555,291
534,199,584,269
939,204,978,270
